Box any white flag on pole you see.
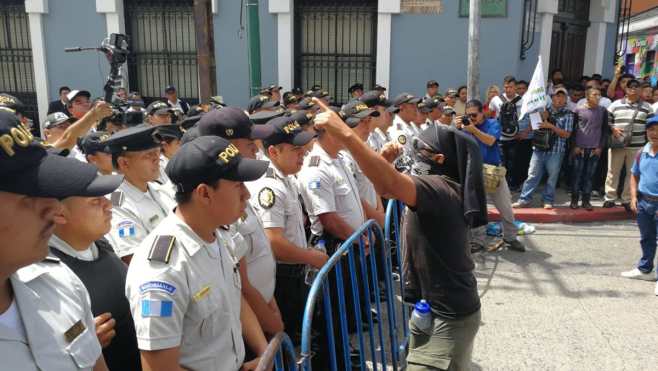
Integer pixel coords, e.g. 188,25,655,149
519,56,548,119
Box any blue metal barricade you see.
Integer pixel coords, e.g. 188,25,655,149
298,200,409,371
256,332,298,371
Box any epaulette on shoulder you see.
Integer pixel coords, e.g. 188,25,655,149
42,256,60,264
148,235,176,264
266,167,275,178
110,191,124,207
309,156,321,167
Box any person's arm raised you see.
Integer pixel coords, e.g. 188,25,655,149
312,98,418,207
51,102,113,150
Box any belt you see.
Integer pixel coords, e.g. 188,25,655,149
639,193,658,202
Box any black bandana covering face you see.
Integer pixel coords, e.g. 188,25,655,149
411,128,460,183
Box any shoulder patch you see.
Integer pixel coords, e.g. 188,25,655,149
266,167,275,178
309,156,321,167
110,191,124,207
308,179,321,190
398,135,407,145
258,187,276,209
117,220,136,238
148,235,176,264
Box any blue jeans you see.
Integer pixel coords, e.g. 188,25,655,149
571,149,600,197
519,151,565,203
637,197,658,274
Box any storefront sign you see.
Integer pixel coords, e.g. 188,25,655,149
459,0,507,17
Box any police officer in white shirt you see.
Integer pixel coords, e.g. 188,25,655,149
248,115,327,343
104,124,176,262
153,124,184,196
196,107,286,337
387,93,422,172
0,110,121,370
125,135,269,371
360,90,397,153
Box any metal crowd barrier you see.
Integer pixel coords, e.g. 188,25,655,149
294,199,409,371
256,332,298,371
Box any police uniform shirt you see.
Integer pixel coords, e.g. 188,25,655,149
387,115,417,171
341,150,378,208
234,203,277,301
157,155,173,190
367,127,390,153
49,234,99,261
1,259,102,370
125,213,244,371
297,143,365,236
248,163,308,258
106,180,175,258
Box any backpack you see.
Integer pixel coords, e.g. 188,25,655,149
499,95,521,137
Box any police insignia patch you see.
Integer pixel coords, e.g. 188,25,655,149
398,135,407,145
258,187,275,209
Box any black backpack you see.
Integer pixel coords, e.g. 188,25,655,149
499,95,522,137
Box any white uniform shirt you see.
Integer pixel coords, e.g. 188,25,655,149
106,180,175,257
126,213,244,371
387,115,417,172
233,203,277,301
367,127,390,152
297,143,365,236
157,155,176,198
49,234,98,261
248,164,308,253
1,258,102,371
341,150,378,208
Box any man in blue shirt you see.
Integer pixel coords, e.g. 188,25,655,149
622,115,658,296
514,88,574,209
457,100,525,252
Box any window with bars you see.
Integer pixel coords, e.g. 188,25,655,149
124,0,198,105
294,0,378,105
0,0,37,121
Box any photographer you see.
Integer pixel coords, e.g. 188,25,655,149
456,100,525,253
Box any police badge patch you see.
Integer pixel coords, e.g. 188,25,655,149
258,187,275,209
398,135,407,145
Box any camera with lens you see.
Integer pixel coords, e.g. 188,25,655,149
461,115,471,126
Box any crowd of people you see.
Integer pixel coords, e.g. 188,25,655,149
1,61,658,371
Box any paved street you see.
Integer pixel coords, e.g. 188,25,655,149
472,221,658,371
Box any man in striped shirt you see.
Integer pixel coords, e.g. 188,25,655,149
604,79,654,210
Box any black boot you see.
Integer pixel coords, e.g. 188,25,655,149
570,193,579,209
582,194,593,211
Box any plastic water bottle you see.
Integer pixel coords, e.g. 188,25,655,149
411,300,432,332
304,239,326,286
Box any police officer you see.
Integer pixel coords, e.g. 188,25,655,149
145,101,174,126
418,96,443,129
0,110,122,370
153,124,184,193
348,83,364,99
197,107,286,337
49,188,141,370
248,94,280,114
78,131,114,175
125,135,269,371
248,115,327,343
359,90,400,159
387,93,422,172
105,124,176,262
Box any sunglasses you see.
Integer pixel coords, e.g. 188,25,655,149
467,113,479,118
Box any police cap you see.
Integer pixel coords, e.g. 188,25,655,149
340,100,380,127
248,95,280,114
262,116,315,148
105,124,160,153
0,111,122,198
78,131,112,155
146,101,174,116
166,135,269,193
198,106,273,140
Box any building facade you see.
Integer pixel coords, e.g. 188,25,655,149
1,0,619,124
620,5,658,80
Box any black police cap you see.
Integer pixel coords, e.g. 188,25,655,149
286,110,315,126
198,107,273,140
154,124,184,141
78,131,112,155
248,95,280,114
359,90,391,108
146,101,173,115
262,116,316,148
105,124,161,153
348,83,364,94
0,93,27,115
166,135,269,193
340,100,380,127
0,111,122,199
390,93,421,107
249,107,286,126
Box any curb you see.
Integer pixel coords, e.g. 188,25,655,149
488,206,635,224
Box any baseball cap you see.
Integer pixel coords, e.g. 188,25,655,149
154,124,184,141
124,111,144,127
373,84,387,91
418,97,440,113
646,115,658,130
250,107,286,126
359,90,391,108
262,116,316,148
43,112,76,129
297,97,318,111
390,93,421,108
348,83,364,94
340,100,380,127
166,135,269,192
180,126,201,145
551,87,569,96
198,106,273,140
164,85,176,93
209,96,226,108
445,89,458,97
248,95,280,114
291,87,304,95
0,93,27,115
105,124,161,153
180,107,204,130
442,106,456,115
146,101,174,115
260,84,282,95
78,131,112,155
66,90,91,102
286,110,315,126
426,80,439,88
0,111,122,198
305,89,330,99
283,92,300,106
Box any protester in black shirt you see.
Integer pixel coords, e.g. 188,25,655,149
313,98,486,371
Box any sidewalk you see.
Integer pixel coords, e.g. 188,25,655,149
488,187,635,224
